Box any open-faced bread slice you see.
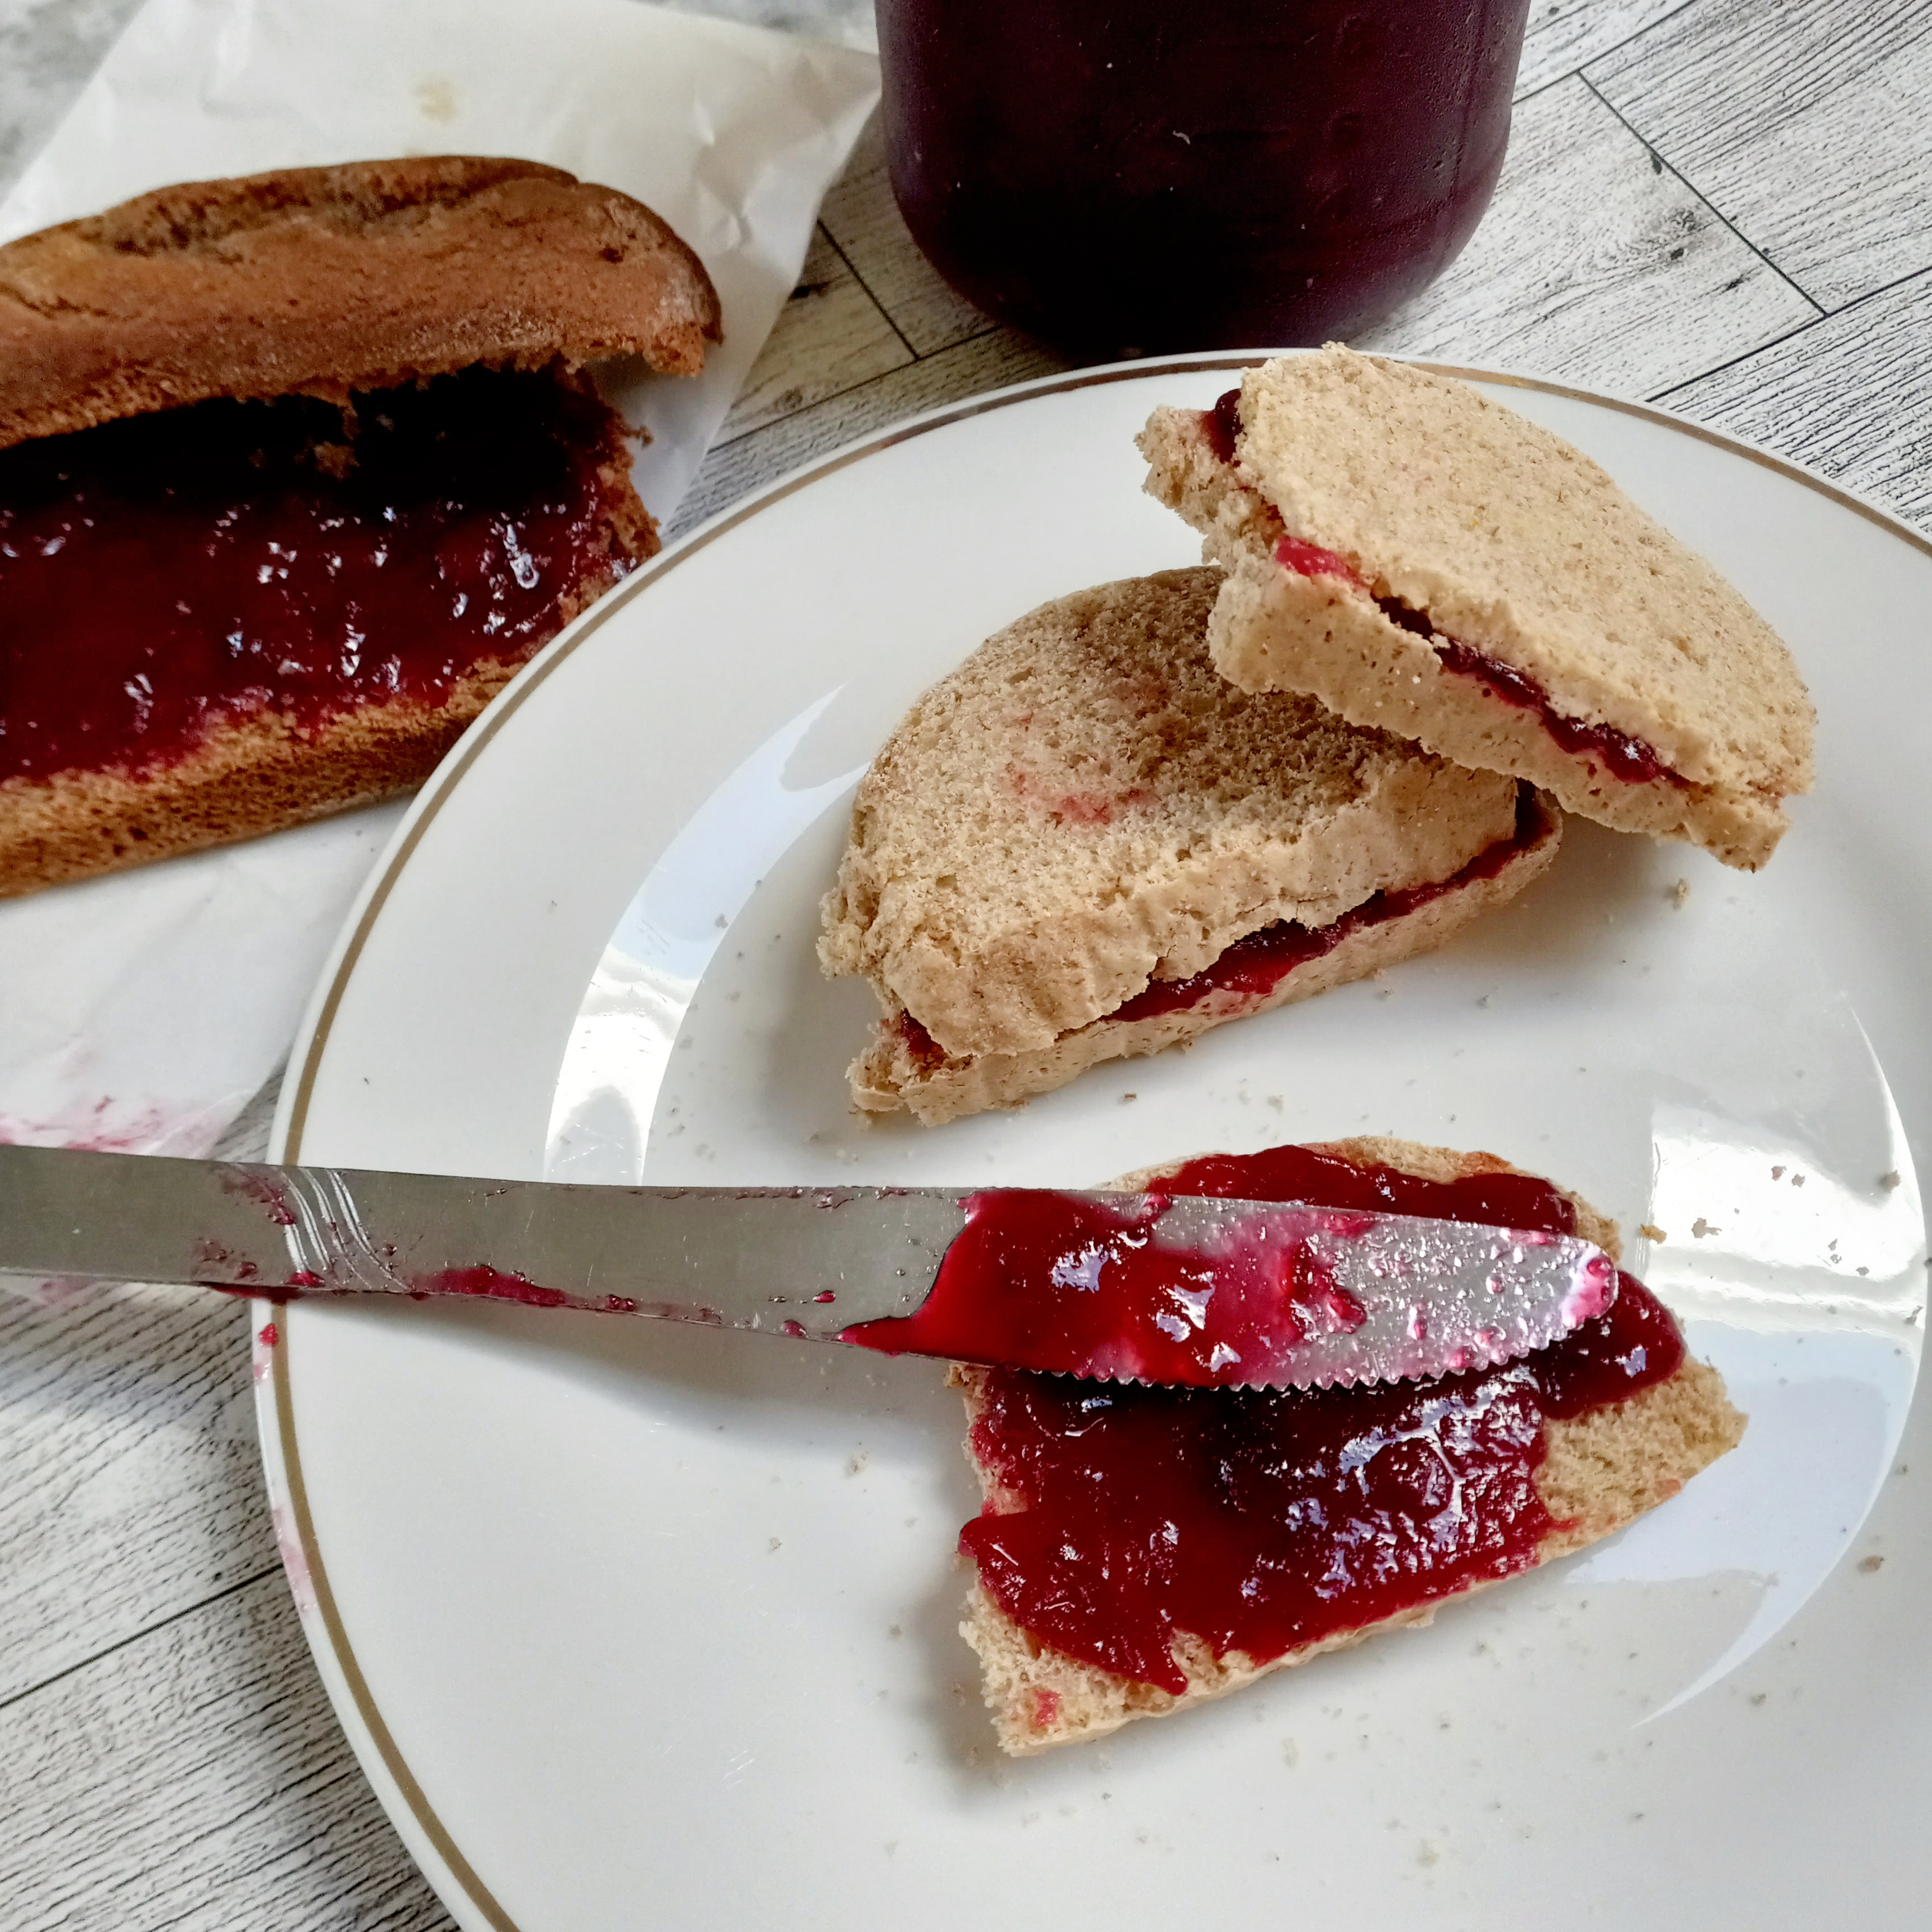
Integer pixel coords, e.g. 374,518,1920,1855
0,157,720,897
1138,348,1813,870
954,1136,1744,1754
820,569,1560,1124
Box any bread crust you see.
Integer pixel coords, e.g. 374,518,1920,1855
0,156,722,448
955,1138,1744,1754
821,567,1526,1063
851,794,1560,1123
1139,349,1815,870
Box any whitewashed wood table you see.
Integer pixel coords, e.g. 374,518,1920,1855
2,1,1929,1925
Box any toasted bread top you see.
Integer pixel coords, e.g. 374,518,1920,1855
1219,347,1813,803
818,567,1521,1060
0,155,722,448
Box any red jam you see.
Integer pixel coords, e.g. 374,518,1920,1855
1270,537,1682,789
1431,638,1678,786
890,788,1545,1063
1203,387,1244,464
0,368,636,784
1113,785,1543,1022
949,1144,1683,1694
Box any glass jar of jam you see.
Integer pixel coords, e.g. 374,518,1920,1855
876,0,1531,352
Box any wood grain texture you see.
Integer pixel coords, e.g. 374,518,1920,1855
1517,0,1694,97
1661,268,1932,535
816,112,993,357
670,324,1069,538
0,1279,275,1704
1591,0,1932,309
0,1571,456,1932
716,224,911,443
1356,74,1819,394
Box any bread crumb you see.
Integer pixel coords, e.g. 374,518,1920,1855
1859,1554,1884,1573
1771,1164,1785,1180
767,1537,781,1552
1881,1170,1901,1190
1120,1092,1137,1103
1791,1173,1806,1187
1640,1223,1666,1242
1669,878,1690,908
847,1449,869,1475
1691,1217,1718,1238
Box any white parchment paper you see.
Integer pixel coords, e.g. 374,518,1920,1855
0,0,878,1154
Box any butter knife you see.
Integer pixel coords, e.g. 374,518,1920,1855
0,1144,1619,1390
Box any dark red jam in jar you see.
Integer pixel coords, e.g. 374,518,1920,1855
0,367,634,785
954,1144,1683,1692
877,0,1532,351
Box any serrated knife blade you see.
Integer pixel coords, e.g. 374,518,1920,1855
0,1145,1618,1389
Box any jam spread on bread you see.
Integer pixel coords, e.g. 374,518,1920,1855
888,788,1546,1062
1112,785,1546,1022
949,1144,1683,1694
1266,528,1685,789
0,368,635,783
1202,389,1686,793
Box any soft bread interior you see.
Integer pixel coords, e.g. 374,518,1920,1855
851,794,1559,1124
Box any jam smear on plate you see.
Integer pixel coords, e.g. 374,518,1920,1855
946,1144,1684,1694
0,367,636,784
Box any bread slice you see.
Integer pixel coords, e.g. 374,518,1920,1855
0,155,721,448
0,159,718,897
955,1137,1745,1754
821,569,1559,1124
1139,348,1813,870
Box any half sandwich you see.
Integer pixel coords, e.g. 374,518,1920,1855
0,155,721,896
819,568,1560,1125
954,1135,1745,1754
1139,347,1813,869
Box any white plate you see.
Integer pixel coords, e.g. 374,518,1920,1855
261,358,1932,1931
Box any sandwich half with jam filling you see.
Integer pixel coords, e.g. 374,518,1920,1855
1138,347,1812,870
820,568,1560,1124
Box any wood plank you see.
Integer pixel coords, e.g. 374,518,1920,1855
670,324,1071,538
1356,75,1817,397
817,111,994,358
1590,0,1932,310
715,224,913,444
0,1073,281,1706
0,1277,280,1706
0,1573,455,1932
1516,0,1692,98
1660,268,1932,537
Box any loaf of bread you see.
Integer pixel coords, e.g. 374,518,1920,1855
1139,348,1813,869
955,1137,1745,1754
821,569,1559,1123
0,157,719,897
